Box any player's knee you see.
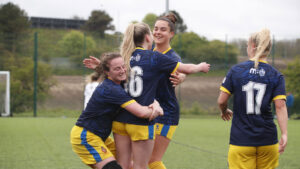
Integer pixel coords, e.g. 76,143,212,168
102,160,122,169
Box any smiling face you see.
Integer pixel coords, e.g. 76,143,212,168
106,57,127,84
153,20,174,46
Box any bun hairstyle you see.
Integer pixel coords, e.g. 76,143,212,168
95,52,122,80
157,12,178,32
250,29,272,68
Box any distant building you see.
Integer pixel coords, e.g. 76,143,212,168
30,17,86,29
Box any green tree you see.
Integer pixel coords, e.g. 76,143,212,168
171,32,238,65
160,10,187,33
0,2,30,52
171,32,208,61
58,30,96,67
283,58,300,97
142,13,157,30
83,10,115,37
3,54,54,113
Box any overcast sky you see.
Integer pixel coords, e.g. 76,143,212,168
1,0,300,41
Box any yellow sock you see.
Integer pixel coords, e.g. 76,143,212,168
149,161,166,169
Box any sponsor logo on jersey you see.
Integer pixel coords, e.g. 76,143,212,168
249,68,265,77
130,54,141,62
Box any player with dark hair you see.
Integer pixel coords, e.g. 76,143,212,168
112,22,210,169
218,29,288,169
71,52,163,169
148,13,186,169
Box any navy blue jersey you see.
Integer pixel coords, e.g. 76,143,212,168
154,48,181,125
220,60,286,146
76,78,135,141
115,47,180,125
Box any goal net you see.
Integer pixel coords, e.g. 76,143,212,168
0,71,10,117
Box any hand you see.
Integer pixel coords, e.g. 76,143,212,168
170,72,186,87
199,62,210,73
221,109,233,121
148,100,164,121
83,56,101,70
278,134,287,154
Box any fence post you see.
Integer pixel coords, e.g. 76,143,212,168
33,32,38,117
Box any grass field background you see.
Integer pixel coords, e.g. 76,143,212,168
0,117,299,169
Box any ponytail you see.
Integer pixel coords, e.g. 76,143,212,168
250,29,272,68
120,23,136,71
120,22,151,71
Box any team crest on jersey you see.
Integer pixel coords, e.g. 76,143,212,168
259,69,265,77
130,54,141,62
101,146,107,153
249,68,265,77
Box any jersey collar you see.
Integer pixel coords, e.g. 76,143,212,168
136,47,145,50
250,58,268,64
153,47,172,54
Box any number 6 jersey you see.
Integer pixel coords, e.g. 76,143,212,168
115,47,180,125
220,59,286,146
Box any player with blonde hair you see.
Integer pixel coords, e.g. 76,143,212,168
112,22,210,169
218,29,288,169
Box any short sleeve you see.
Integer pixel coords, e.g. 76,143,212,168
100,85,135,107
272,75,286,101
220,69,233,95
154,51,179,74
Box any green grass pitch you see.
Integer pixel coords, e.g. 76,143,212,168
0,117,299,169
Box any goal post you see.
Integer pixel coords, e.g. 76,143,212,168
0,71,10,117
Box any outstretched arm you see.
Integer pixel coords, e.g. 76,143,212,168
274,99,288,154
177,62,210,74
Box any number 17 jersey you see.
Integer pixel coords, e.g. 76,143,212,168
220,60,286,146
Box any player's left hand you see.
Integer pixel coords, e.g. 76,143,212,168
170,71,186,87
221,109,233,121
279,134,288,154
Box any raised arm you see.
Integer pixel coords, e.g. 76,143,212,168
177,62,210,74
83,56,101,70
274,99,288,154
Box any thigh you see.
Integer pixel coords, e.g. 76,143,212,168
126,123,155,141
70,126,114,165
149,135,170,163
257,144,279,169
113,133,132,169
155,123,177,140
228,144,256,169
132,139,154,168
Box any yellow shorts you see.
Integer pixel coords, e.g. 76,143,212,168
112,121,155,141
155,123,177,140
228,144,279,169
70,125,115,165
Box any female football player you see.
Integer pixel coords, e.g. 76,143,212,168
113,22,210,169
70,52,163,169
217,29,288,169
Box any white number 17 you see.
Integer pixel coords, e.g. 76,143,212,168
242,81,266,115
